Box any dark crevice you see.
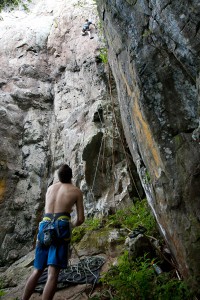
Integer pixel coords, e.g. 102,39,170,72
27,47,38,54
171,128,196,138
102,9,105,21
183,128,196,134
195,21,200,35
170,52,196,84
161,1,172,13
180,20,190,33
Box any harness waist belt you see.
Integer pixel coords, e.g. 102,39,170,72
43,212,71,221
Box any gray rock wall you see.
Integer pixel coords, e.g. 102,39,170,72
97,0,200,290
0,0,142,267
1,0,199,292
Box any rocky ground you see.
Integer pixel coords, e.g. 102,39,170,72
1,227,126,300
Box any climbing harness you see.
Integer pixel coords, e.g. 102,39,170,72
38,214,71,247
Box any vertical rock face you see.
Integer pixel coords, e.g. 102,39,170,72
97,0,200,290
1,0,199,292
0,0,142,267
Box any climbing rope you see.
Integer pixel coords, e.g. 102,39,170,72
91,134,104,193
87,104,106,208
35,256,105,293
88,64,143,213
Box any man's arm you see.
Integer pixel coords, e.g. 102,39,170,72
90,21,96,28
72,190,84,227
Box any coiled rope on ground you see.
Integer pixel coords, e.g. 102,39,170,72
35,256,105,293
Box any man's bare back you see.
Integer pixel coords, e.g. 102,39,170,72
45,182,84,227
22,164,84,300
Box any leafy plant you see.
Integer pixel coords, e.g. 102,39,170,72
155,275,193,300
71,226,86,244
73,200,193,299
144,169,151,184
100,252,193,300
71,217,101,244
72,199,158,244
84,217,101,230
99,47,108,64
107,199,158,237
0,0,31,12
73,0,86,8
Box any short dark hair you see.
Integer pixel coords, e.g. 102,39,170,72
85,19,88,21
58,164,72,183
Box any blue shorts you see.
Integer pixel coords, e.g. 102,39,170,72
34,219,71,270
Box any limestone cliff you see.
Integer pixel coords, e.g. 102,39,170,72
0,0,142,267
0,0,200,293
96,0,200,290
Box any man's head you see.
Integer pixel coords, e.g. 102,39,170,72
58,164,72,183
85,19,88,22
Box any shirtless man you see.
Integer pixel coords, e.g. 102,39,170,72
22,164,84,300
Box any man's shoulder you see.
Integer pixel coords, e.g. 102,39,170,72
60,183,82,193
71,184,82,193
48,182,61,190
70,185,83,198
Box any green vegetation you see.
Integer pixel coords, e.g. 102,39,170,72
142,29,152,38
0,280,5,297
72,199,157,244
72,217,101,243
73,0,86,8
144,169,151,184
98,252,193,300
0,289,5,297
71,226,86,244
72,199,157,243
99,47,108,64
0,0,31,12
85,217,101,230
107,199,158,236
96,20,104,36
73,199,193,299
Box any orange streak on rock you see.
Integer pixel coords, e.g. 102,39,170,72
119,64,162,178
0,179,6,203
